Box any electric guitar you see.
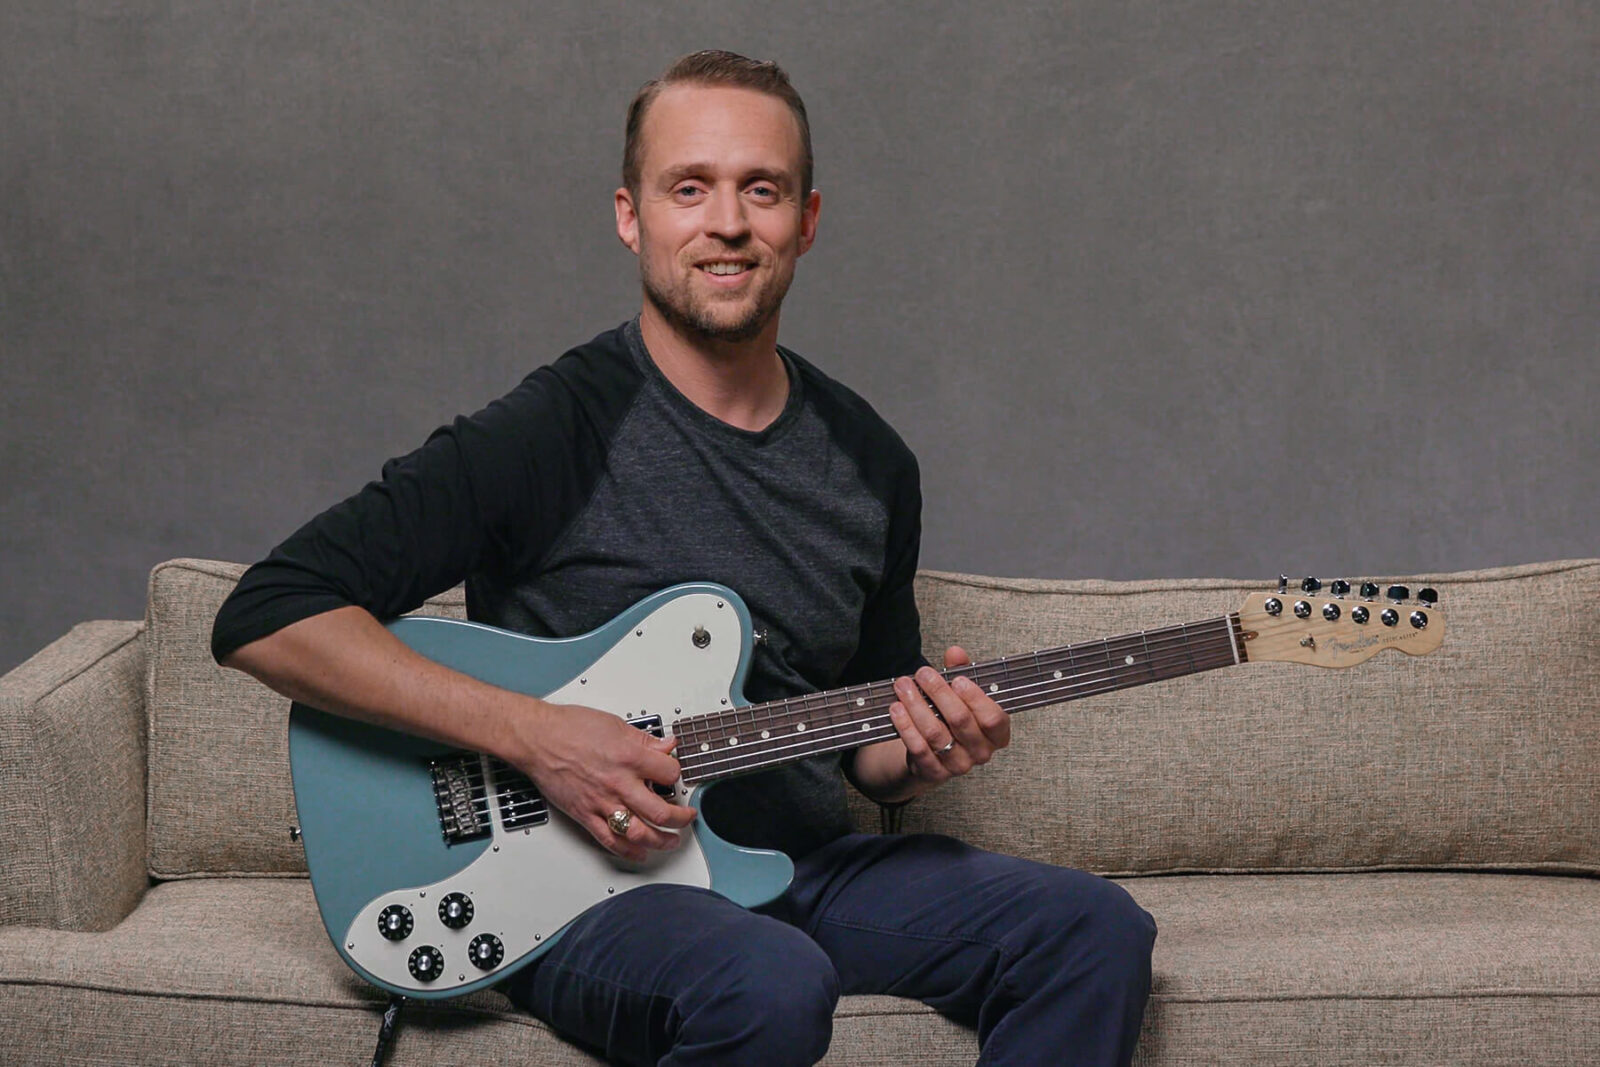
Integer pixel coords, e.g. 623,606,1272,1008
288,578,1443,998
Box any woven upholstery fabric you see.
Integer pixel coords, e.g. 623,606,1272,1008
144,559,466,879
0,878,974,1066
0,619,147,930
907,559,1600,875
146,557,1600,878
1122,872,1600,1065
3,873,1595,1065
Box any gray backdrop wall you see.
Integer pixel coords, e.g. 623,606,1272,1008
3,1,1596,673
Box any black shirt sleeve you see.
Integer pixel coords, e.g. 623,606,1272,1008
211,329,644,663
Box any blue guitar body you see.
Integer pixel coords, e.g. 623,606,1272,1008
288,583,794,999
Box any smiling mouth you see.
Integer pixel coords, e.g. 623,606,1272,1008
698,262,753,276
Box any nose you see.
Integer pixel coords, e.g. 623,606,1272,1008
703,184,750,241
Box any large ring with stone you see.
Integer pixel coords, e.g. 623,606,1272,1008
936,740,957,755
608,809,634,836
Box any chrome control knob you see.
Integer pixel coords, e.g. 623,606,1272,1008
378,905,413,942
408,946,444,982
469,933,505,971
439,893,474,930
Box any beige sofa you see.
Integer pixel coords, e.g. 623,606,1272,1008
4,557,1599,1065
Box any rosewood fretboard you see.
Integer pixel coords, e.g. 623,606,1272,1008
673,613,1246,784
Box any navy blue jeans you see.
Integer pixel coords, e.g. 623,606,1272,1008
502,832,1155,1066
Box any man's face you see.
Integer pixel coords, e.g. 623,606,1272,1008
616,84,820,344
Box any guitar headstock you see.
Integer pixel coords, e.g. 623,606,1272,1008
1237,577,1444,668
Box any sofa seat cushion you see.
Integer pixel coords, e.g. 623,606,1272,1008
0,878,973,1065
3,872,1596,1065
1122,871,1600,1064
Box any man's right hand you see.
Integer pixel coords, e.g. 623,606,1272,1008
509,702,698,863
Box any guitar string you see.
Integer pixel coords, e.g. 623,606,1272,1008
678,633,1235,783
675,618,1237,747
423,624,1236,800
673,625,1238,772
411,618,1241,819
679,645,1242,783
421,631,1239,817
677,633,1240,781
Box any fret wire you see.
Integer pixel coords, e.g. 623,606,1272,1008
677,629,1239,778
681,621,1236,742
675,616,1238,754
694,642,1236,779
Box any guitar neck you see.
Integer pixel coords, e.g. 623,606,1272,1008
674,613,1246,785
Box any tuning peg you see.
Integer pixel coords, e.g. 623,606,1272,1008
1330,579,1351,597
1359,582,1380,599
1301,577,1322,594
1417,588,1438,606
1278,575,1289,594
1386,585,1410,602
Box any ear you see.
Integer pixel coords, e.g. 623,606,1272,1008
615,187,640,254
798,189,821,256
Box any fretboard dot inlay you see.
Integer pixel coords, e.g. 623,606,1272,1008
989,683,999,693
1054,670,1063,679
761,730,770,739
796,723,807,732
856,697,865,706
1125,655,1135,666
861,723,870,732
700,743,709,753
727,738,738,746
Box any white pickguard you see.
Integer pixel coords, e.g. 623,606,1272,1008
342,592,745,992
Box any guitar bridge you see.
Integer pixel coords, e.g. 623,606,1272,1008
431,754,491,844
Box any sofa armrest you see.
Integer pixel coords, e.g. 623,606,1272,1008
0,620,147,930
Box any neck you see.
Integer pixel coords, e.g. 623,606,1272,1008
637,304,790,433
674,612,1248,785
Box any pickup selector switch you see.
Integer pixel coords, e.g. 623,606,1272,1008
409,946,444,982
469,933,505,970
378,904,413,942
439,893,474,930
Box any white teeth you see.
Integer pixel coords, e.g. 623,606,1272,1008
702,263,748,275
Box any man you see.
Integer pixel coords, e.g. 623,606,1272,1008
214,50,1155,1066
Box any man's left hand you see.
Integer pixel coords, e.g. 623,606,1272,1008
888,647,1011,787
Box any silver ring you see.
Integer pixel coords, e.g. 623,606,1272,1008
936,740,956,755
608,809,634,835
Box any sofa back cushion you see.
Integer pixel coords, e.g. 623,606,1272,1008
144,559,464,879
145,557,1600,879
905,558,1600,875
